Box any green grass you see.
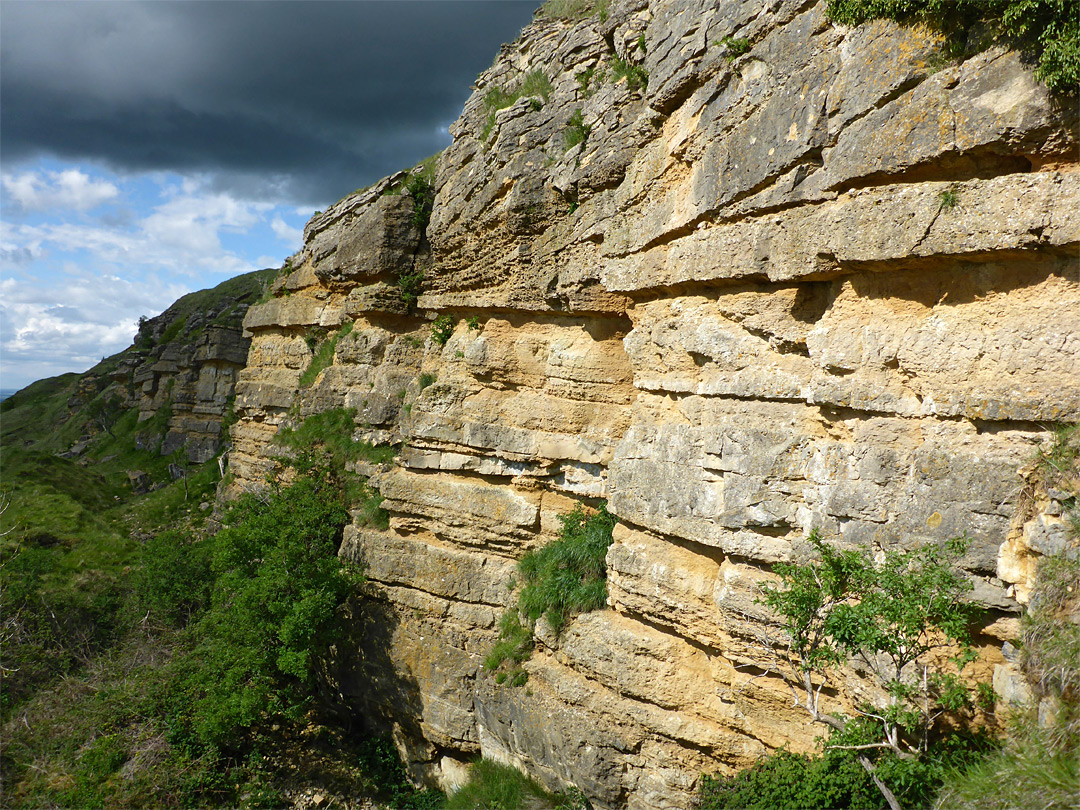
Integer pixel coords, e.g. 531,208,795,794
939,186,960,210
564,108,590,151
158,315,187,345
933,722,1079,810
481,70,552,140
446,759,553,810
538,0,607,20
274,407,395,467
610,55,648,91
298,322,352,388
485,503,615,681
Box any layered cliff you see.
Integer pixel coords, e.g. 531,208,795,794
228,1,1079,807
81,269,272,464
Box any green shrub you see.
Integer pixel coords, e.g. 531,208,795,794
169,470,359,749
485,503,616,679
610,55,648,91
431,314,456,346
406,158,437,232
397,265,425,306
826,0,1078,94
354,737,446,809
719,36,751,61
698,748,880,810
136,530,212,627
419,373,437,391
742,530,990,808
564,108,590,151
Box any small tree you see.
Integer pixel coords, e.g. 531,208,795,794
735,531,983,810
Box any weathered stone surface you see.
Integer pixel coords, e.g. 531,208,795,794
225,1,1079,806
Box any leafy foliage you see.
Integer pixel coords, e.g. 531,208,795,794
397,264,425,306
826,0,1078,93
610,55,648,91
135,529,213,627
737,530,985,807
719,36,751,60
431,314,456,345
698,747,881,809
406,161,437,232
354,737,446,809
168,469,359,749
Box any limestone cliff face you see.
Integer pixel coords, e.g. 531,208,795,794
228,1,1079,807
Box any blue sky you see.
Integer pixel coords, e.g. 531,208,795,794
0,0,537,391
2,159,314,389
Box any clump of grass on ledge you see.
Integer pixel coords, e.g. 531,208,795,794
481,70,552,140
718,35,751,61
538,0,608,22
298,322,352,388
610,55,648,91
564,108,589,151
485,503,616,684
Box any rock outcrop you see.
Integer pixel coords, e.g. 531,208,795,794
67,269,274,463
228,1,1079,807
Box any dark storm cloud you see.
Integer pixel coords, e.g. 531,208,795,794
0,0,538,204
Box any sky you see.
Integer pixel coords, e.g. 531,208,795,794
0,0,538,391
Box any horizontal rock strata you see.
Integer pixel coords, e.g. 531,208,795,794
229,1,1079,807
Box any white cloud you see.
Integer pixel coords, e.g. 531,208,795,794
270,216,303,248
0,166,296,390
0,272,190,390
1,188,272,277
2,168,119,213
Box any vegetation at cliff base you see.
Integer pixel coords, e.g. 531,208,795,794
935,426,1080,810
826,0,1079,93
444,758,591,810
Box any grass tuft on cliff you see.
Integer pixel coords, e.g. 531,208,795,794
485,502,616,681
481,70,552,140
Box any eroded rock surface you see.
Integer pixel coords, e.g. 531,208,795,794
229,2,1079,807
